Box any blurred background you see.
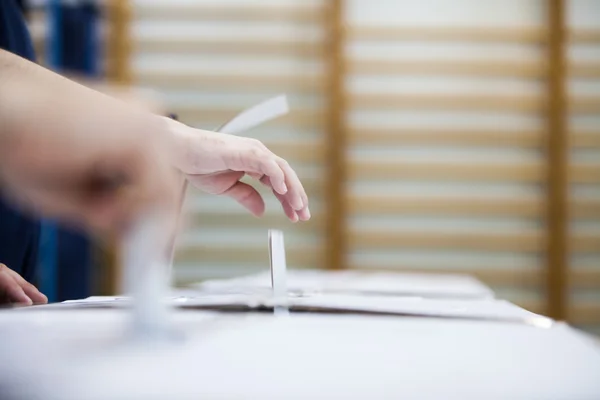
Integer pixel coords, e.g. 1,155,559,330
23,0,599,336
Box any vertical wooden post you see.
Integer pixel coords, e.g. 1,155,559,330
324,0,347,270
546,0,568,320
101,0,132,294
106,0,132,84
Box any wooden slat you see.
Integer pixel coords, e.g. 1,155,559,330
571,199,600,218
349,195,543,217
347,26,547,43
569,303,600,324
264,142,325,163
133,37,323,57
571,232,600,252
571,131,600,148
324,0,348,271
569,29,600,44
349,127,543,147
134,71,324,92
349,93,544,113
570,96,600,114
349,59,547,78
185,212,324,232
546,0,568,320
174,107,325,129
350,160,544,182
175,246,323,267
571,163,600,184
570,62,600,79
134,3,324,23
571,269,600,289
349,230,544,252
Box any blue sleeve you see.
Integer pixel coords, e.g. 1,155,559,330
0,198,40,283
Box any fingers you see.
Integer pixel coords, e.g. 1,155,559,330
223,181,266,217
275,158,310,221
6,268,47,304
259,175,299,223
0,264,32,306
234,140,309,221
273,189,299,222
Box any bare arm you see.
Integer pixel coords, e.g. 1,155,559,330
0,49,177,233
0,49,309,232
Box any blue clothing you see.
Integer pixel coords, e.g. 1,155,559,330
0,0,41,284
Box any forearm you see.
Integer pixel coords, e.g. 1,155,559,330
0,49,168,164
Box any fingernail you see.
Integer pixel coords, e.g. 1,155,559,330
306,207,311,219
281,182,288,194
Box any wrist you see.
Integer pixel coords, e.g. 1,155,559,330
160,116,192,172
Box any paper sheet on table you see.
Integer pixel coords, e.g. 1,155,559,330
59,292,549,327
194,269,495,299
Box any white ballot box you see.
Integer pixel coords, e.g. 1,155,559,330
0,305,599,400
1,266,600,400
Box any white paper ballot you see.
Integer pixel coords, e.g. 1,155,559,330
268,229,287,300
217,94,289,134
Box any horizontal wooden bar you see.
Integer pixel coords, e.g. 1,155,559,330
133,71,324,92
349,195,544,217
349,230,544,252
569,303,600,324
347,26,547,43
571,269,600,289
569,29,600,44
175,245,323,267
133,37,324,57
571,233,600,252
174,107,325,129
133,3,324,23
570,62,600,78
264,141,325,163
349,93,544,112
572,198,600,218
349,127,543,147
349,59,547,78
570,96,600,114
571,163,600,184
571,130,600,148
349,160,544,182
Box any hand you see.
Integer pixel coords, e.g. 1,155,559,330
0,263,47,306
168,119,310,222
